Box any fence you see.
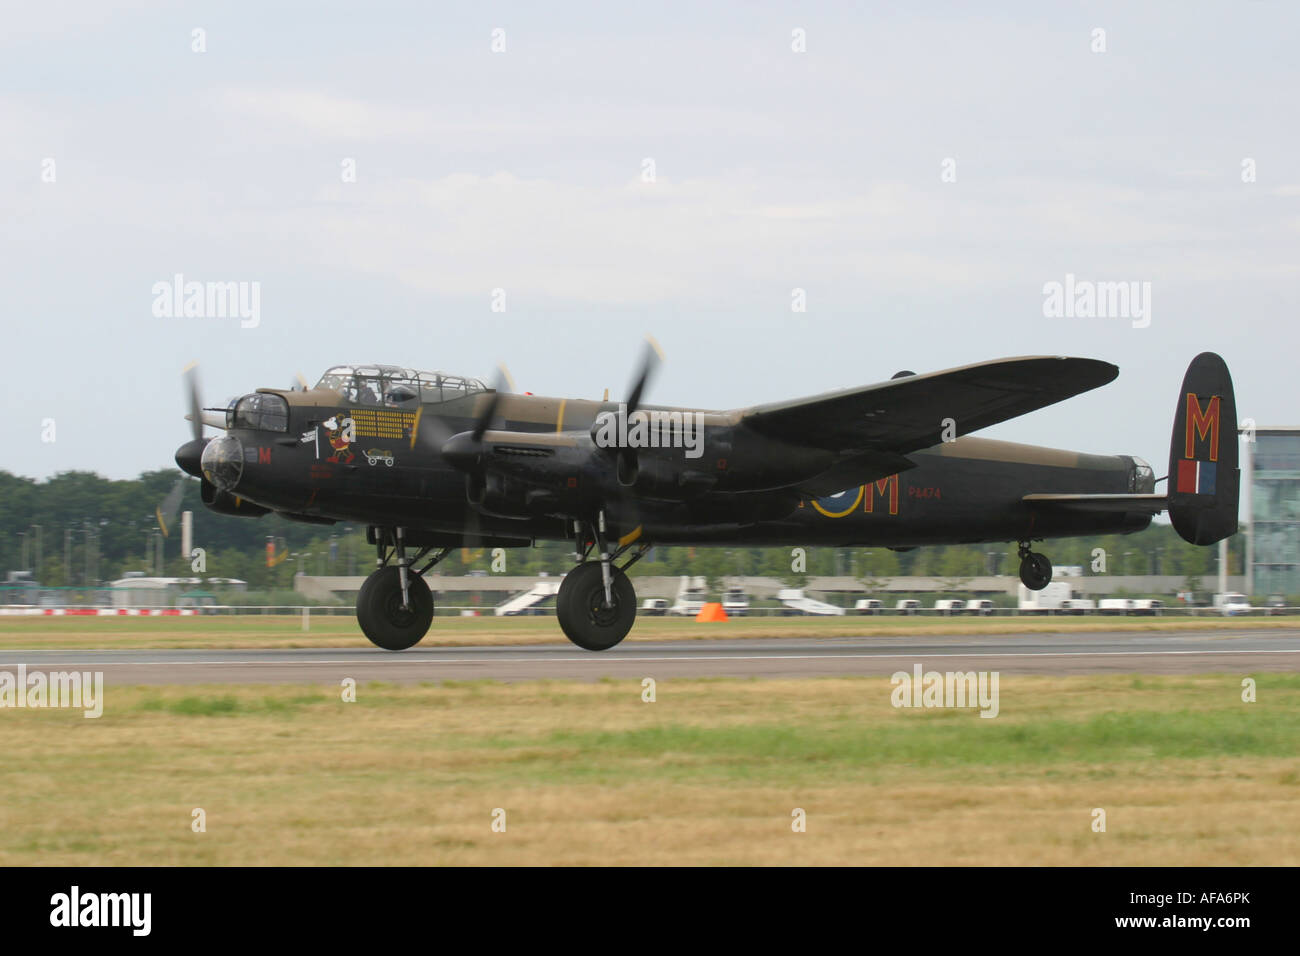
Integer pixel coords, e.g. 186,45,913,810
1,604,1293,619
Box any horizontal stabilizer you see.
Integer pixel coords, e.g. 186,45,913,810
1023,493,1168,515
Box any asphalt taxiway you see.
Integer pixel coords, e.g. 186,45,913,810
1,628,1297,683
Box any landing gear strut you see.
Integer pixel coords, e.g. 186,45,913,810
1017,541,1053,591
356,527,451,650
555,514,649,651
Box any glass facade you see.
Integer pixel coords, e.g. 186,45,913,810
1250,430,1300,597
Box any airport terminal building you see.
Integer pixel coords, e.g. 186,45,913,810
1247,426,1300,597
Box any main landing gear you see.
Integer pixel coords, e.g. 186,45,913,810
555,513,650,651
356,527,451,650
1018,541,1053,591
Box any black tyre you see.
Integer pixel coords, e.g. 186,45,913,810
357,566,433,650
1019,552,1053,591
355,566,381,610
556,563,636,651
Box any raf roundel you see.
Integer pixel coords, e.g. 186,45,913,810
811,486,864,518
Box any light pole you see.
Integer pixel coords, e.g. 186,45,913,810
30,525,42,578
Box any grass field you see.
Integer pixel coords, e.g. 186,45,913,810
2,674,1297,865
0,613,1296,650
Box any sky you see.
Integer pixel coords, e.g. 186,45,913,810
2,1,1297,481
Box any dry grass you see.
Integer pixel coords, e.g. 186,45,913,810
0,613,1295,650
1,674,1296,865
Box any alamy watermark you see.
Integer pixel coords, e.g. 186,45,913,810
152,273,260,328
1042,273,1151,329
50,886,150,935
0,665,104,718
593,404,705,459
890,664,999,718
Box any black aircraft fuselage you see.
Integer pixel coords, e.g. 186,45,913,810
186,391,1151,547
173,353,1238,651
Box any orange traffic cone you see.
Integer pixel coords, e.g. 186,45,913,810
695,602,729,622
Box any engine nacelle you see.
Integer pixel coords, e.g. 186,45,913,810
467,471,535,520
615,449,716,501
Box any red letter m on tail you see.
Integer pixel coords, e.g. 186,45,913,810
1184,393,1220,462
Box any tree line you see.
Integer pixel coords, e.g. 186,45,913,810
0,468,1245,594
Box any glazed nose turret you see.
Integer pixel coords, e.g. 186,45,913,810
200,435,244,490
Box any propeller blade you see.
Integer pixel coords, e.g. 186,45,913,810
156,476,187,538
184,362,203,442
470,364,513,442
624,335,664,416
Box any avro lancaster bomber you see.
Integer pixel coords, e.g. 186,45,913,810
174,348,1238,652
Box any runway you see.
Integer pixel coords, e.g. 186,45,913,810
2,628,1299,683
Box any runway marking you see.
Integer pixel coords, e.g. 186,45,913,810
2,648,1298,667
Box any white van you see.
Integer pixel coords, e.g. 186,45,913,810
854,598,884,615
721,587,750,617
965,599,995,616
1217,593,1252,616
896,599,921,615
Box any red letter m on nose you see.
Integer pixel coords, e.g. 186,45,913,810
1184,393,1220,462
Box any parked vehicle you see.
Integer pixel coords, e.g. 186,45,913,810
965,599,995,616
495,580,561,616
1215,592,1252,616
934,598,965,616
1130,598,1163,616
669,576,709,616
895,599,921,615
721,587,750,617
776,589,846,616
1267,595,1289,616
639,598,669,616
854,598,884,615
1061,598,1097,615
1018,581,1074,613
1098,598,1132,615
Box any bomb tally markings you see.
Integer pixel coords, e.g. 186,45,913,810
350,407,416,440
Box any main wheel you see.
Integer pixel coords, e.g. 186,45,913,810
1019,552,1053,591
556,562,636,651
356,566,434,650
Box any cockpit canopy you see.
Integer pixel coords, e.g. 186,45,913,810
313,364,489,407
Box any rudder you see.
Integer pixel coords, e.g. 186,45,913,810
1168,352,1239,545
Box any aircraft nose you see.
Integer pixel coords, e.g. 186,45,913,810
175,438,208,478
200,435,244,490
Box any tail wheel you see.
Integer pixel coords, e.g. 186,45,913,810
1019,552,1053,591
357,566,434,650
556,562,636,651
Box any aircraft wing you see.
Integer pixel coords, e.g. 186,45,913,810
1022,493,1168,515
740,356,1118,454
